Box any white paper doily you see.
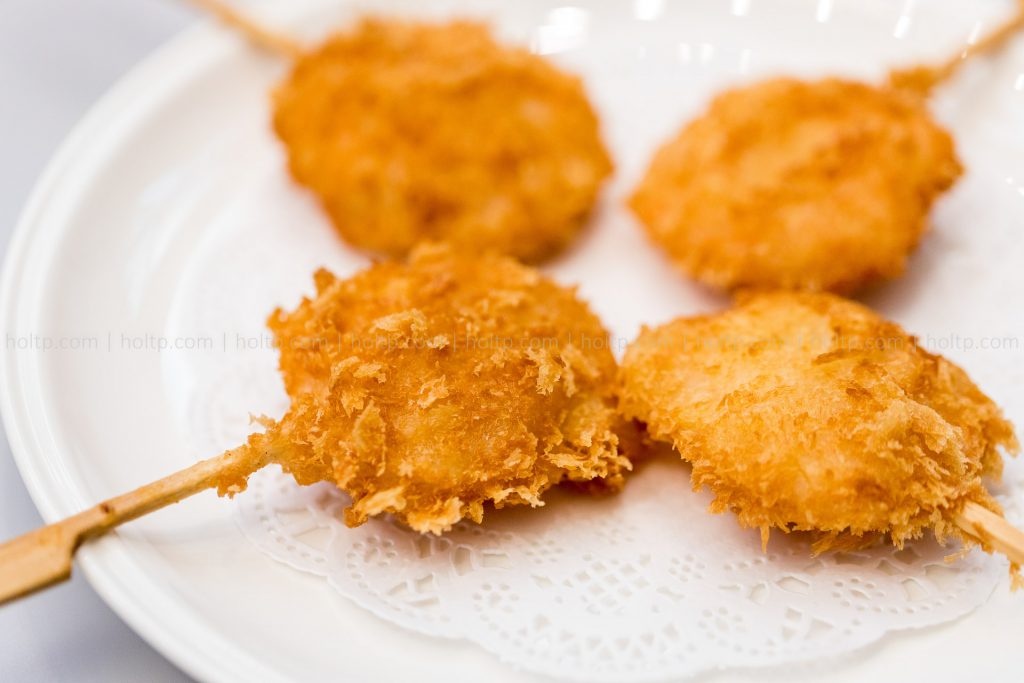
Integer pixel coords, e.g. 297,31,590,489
225,459,1012,682
178,328,1018,682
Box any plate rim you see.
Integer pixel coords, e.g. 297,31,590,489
0,14,293,683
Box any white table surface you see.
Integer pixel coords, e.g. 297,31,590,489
0,1,200,680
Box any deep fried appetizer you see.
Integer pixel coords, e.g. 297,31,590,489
273,18,613,262
629,4,1024,294
630,78,961,293
218,244,629,533
619,291,1018,551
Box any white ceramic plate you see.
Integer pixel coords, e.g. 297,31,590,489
3,0,1024,681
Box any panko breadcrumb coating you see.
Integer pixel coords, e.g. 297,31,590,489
217,244,630,533
273,18,613,263
629,78,962,293
619,291,1018,552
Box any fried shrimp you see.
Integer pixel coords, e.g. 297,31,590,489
216,244,630,533
619,292,1018,552
272,18,613,263
629,78,961,293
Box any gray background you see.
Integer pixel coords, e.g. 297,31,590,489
1,2,198,680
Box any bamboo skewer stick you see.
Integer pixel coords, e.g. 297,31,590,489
924,0,1024,87
0,445,271,606
955,501,1024,569
890,0,1024,93
3,449,1023,606
187,0,1024,89
187,0,305,58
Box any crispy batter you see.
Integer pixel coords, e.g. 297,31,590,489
273,18,612,263
219,244,629,533
629,78,962,293
619,291,1018,550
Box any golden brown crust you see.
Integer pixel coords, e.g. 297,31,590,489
629,78,962,293
273,18,612,263
619,291,1017,548
228,244,629,533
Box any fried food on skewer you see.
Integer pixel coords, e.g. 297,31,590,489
190,1,613,262
1,245,635,603
217,244,630,533
630,4,1024,293
274,19,613,263
619,292,1021,573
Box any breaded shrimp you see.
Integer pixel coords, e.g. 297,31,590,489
619,291,1018,551
273,18,613,263
218,244,630,533
629,78,961,293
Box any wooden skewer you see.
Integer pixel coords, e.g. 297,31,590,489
955,500,1024,569
927,0,1024,86
891,0,1024,93
0,445,271,606
1,446,1021,606
187,0,305,59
